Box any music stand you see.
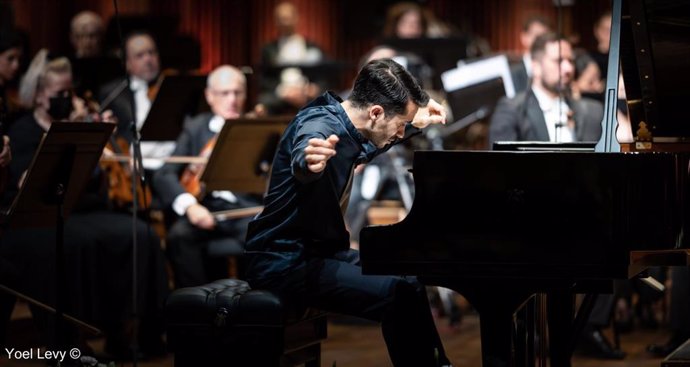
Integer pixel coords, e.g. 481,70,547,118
200,117,291,195
139,74,208,141
382,37,468,89
1,122,113,350
434,55,515,146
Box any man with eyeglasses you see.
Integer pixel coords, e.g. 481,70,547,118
153,65,261,288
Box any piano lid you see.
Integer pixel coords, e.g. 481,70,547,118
620,0,690,142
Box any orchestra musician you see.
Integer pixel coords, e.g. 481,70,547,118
98,30,160,145
152,65,262,288
3,49,168,359
489,33,625,360
0,27,20,352
243,59,452,367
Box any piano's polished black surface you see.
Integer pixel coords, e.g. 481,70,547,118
360,0,690,366
361,150,686,281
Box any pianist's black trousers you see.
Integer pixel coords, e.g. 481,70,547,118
248,249,450,367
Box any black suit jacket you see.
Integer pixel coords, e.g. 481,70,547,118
488,89,603,146
98,78,136,143
152,112,260,214
153,112,215,209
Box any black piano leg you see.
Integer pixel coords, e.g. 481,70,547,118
459,286,533,367
548,291,575,367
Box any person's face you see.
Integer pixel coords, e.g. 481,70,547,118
205,76,246,120
520,22,549,52
594,15,612,50
575,62,603,94
534,40,574,94
396,10,424,39
368,99,417,148
275,4,298,36
71,23,102,58
125,35,160,82
36,72,72,114
0,47,22,84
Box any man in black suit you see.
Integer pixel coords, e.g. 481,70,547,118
98,31,160,144
491,33,603,145
258,1,324,116
153,65,260,288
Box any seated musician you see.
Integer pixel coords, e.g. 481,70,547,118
489,32,603,145
0,27,19,350
257,2,324,116
489,33,625,360
243,59,452,366
152,65,261,288
98,31,160,145
2,49,168,359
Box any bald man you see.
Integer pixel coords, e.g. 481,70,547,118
70,11,104,58
153,65,262,288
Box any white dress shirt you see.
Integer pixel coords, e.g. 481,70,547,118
532,86,574,143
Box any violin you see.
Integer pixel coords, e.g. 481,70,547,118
100,135,153,209
147,68,181,102
85,94,152,209
179,135,217,199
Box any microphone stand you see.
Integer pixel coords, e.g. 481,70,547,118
113,0,141,365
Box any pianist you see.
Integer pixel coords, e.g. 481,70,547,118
244,58,452,366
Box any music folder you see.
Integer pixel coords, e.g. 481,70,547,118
1,122,114,228
139,74,208,141
201,117,291,195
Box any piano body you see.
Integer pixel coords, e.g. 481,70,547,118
360,0,690,366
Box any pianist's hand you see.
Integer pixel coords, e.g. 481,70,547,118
411,98,447,129
305,134,339,173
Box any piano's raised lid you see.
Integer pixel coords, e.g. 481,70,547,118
621,0,690,142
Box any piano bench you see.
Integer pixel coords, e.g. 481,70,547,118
165,278,327,367
662,338,690,367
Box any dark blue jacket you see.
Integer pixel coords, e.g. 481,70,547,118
244,92,392,282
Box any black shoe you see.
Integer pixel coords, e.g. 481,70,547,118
647,332,689,357
579,327,627,360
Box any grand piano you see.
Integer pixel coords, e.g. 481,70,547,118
360,0,690,366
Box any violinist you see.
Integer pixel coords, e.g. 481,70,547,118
4,49,169,359
98,30,160,144
153,65,261,288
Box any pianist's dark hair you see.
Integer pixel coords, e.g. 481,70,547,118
349,58,429,118
530,32,569,61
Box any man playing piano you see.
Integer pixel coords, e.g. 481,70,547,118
244,58,452,366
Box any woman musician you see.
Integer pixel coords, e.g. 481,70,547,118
153,65,262,289
2,49,169,358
